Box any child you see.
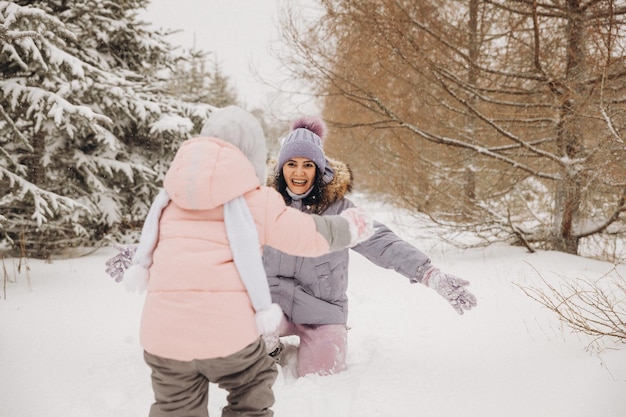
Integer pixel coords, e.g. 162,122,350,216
106,106,373,416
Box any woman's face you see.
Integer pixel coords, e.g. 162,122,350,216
282,157,317,195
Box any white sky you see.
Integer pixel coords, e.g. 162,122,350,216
140,0,290,110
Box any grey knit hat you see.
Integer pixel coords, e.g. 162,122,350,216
277,116,327,173
201,105,267,183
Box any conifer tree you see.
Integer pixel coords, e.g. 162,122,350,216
167,52,238,108
207,58,238,108
0,1,212,258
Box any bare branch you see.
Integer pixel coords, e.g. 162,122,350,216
517,264,626,349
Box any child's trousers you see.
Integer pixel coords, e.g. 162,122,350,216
144,338,277,417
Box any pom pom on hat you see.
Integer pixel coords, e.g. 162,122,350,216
290,116,327,140
255,303,284,335
123,264,149,293
278,115,327,173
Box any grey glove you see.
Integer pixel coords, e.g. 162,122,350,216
105,244,137,282
422,266,477,314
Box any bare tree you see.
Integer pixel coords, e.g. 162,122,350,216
277,0,626,258
518,266,626,349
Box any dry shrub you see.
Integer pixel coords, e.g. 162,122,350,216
518,265,626,352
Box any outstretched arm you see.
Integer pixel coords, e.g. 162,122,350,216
346,202,476,314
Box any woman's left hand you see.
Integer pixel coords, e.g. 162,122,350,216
423,267,477,314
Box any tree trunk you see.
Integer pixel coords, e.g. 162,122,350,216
28,131,46,186
553,0,584,254
463,0,479,203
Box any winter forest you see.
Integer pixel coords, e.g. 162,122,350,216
1,0,626,388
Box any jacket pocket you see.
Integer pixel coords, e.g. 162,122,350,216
314,262,333,299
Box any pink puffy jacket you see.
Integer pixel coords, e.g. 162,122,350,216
140,137,333,361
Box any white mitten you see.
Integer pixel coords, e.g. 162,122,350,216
340,207,374,247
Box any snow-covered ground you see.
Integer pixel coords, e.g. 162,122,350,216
2,198,625,417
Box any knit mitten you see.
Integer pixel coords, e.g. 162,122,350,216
262,332,279,351
422,266,477,314
105,244,137,282
340,207,374,247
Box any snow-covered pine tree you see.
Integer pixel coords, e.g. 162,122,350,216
167,51,238,109
0,1,212,258
206,58,238,108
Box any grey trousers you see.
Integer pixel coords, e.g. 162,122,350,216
144,338,277,417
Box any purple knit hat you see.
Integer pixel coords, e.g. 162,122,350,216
277,116,327,173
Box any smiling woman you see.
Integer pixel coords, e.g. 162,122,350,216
283,158,317,194
277,116,328,196
263,115,477,377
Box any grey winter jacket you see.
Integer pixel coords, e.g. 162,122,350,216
263,158,431,325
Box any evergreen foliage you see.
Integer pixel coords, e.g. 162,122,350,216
167,52,238,109
0,1,227,258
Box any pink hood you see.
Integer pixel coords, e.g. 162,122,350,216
163,137,260,210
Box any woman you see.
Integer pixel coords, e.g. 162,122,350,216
263,116,477,377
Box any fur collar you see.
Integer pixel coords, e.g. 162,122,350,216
267,157,353,212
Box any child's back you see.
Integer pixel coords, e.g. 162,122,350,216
142,136,337,361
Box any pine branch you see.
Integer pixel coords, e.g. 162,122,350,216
0,166,89,226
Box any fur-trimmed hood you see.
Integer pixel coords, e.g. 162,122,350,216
267,157,353,212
